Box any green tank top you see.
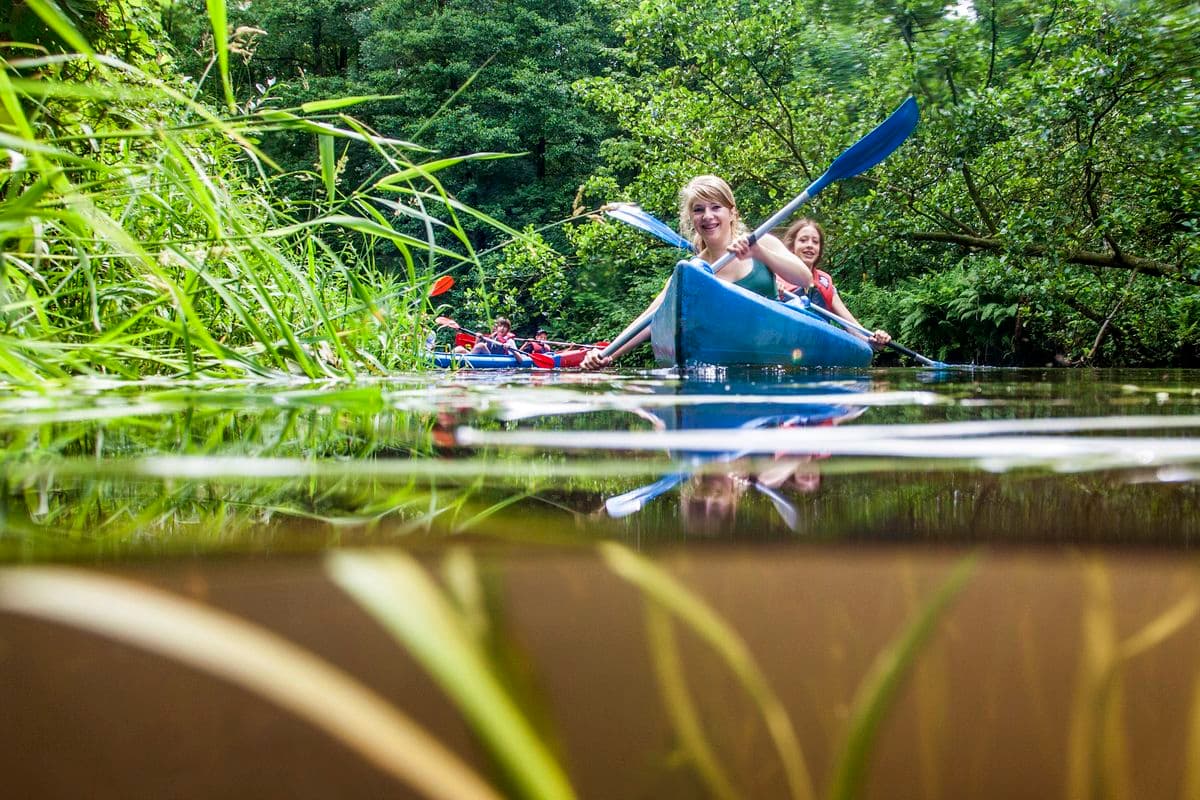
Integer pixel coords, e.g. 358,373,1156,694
731,259,776,299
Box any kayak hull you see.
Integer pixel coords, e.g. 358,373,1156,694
429,349,588,369
651,261,874,368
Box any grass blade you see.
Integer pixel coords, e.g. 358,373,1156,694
644,601,740,800
319,134,337,204
327,550,577,800
0,567,503,800
205,0,235,112
599,542,814,800
826,554,980,800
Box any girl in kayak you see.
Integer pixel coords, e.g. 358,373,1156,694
779,218,891,348
581,175,815,369
520,328,554,355
455,317,517,355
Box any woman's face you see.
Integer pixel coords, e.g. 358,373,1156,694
494,322,510,335
790,225,822,266
691,199,735,245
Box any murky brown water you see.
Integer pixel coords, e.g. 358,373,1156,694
3,548,1199,799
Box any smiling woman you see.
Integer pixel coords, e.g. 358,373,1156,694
580,175,814,369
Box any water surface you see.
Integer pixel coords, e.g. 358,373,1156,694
1,366,1196,556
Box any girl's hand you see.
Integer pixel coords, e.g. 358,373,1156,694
868,330,892,349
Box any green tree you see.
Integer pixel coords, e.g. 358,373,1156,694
576,0,1198,365
164,0,623,259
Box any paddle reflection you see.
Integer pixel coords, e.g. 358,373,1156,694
619,373,868,535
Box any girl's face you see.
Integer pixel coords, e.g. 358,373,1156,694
691,199,735,245
791,225,822,266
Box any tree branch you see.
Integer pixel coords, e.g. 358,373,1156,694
1078,269,1138,364
861,176,981,237
986,0,998,88
961,162,998,235
904,231,1192,283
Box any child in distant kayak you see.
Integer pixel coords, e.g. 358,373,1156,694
778,218,891,349
456,317,517,355
521,328,554,355
581,175,814,369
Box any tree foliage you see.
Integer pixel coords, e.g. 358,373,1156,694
164,0,622,258
575,0,1198,365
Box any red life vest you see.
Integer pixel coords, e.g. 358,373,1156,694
778,268,836,308
808,268,836,309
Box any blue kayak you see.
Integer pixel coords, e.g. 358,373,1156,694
428,349,588,369
650,260,874,368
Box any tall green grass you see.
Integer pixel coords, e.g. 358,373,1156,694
0,1,524,383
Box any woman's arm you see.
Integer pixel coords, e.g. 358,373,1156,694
831,290,891,347
729,234,813,290
580,282,669,369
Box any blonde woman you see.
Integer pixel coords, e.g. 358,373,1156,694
582,175,814,369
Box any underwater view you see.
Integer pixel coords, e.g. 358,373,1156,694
3,366,1200,799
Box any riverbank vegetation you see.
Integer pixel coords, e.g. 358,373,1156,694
1,0,1196,380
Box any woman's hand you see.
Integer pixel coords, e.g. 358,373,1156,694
727,234,760,260
581,349,612,370
868,329,892,350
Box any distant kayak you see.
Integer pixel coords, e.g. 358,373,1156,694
428,349,590,369
651,260,874,369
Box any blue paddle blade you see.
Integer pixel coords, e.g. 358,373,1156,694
605,471,689,518
811,96,920,195
604,204,695,252
753,481,799,531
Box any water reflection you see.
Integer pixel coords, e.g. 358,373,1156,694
0,368,1198,556
600,375,868,535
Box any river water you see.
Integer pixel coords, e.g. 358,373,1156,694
2,366,1199,798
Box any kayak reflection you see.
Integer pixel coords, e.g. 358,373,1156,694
608,373,868,534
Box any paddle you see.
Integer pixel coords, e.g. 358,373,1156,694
512,335,602,350
596,96,920,362
606,470,691,518
603,204,695,252
604,414,804,518
429,275,455,296
752,481,799,531
433,316,555,368
778,290,949,368
607,468,802,531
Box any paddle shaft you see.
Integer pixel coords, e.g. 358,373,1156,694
781,289,940,367
514,336,600,349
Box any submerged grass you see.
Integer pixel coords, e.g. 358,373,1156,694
1069,559,1200,800
327,549,577,800
5,546,1200,797
600,542,816,800
0,566,504,800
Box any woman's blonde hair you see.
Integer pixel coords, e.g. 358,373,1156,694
678,175,748,254
782,218,826,269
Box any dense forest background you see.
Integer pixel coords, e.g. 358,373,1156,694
2,0,1197,373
